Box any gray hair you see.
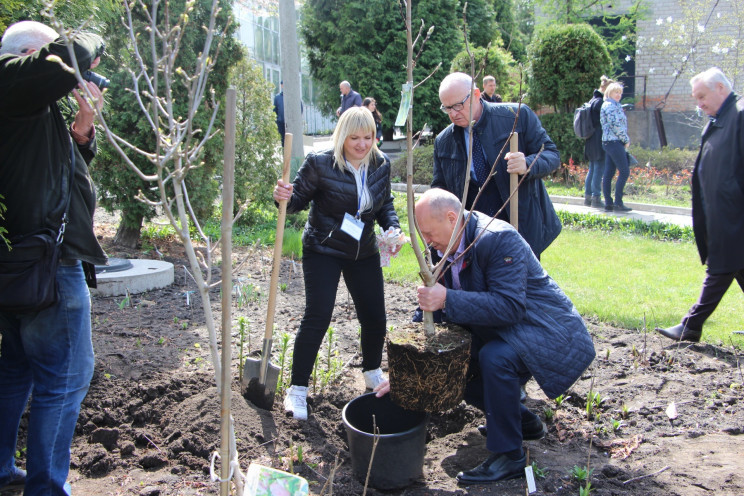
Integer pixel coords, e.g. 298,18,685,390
439,72,475,100
483,75,495,85
0,21,58,56
340,80,351,89
690,67,732,92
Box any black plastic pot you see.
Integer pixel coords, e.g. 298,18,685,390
341,392,428,490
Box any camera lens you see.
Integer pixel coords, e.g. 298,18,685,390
82,70,110,89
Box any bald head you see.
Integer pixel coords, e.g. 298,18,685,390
415,189,462,253
1,20,58,56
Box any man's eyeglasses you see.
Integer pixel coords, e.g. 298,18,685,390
440,93,470,114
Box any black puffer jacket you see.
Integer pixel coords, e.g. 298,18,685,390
287,149,399,260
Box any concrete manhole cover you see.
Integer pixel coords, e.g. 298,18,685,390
91,259,174,297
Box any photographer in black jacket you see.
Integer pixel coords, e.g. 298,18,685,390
0,21,106,494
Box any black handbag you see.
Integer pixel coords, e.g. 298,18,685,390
0,141,75,313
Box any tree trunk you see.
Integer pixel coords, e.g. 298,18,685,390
113,210,143,248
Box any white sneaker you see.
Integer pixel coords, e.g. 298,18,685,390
363,368,386,390
283,385,308,420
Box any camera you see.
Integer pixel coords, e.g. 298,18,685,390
82,70,110,89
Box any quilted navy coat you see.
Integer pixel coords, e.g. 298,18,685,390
437,212,595,399
286,148,399,260
432,102,561,256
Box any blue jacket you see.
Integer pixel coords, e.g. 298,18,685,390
600,99,629,144
338,89,362,116
436,212,595,399
273,91,303,124
432,102,561,256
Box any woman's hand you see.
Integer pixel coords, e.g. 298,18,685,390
273,179,293,202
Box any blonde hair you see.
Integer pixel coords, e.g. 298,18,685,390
332,107,380,169
599,75,614,93
604,82,624,101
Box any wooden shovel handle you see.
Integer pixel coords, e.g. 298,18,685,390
509,133,518,230
264,133,293,341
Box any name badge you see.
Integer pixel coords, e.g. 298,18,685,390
340,212,364,241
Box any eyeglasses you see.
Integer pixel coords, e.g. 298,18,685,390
440,93,470,114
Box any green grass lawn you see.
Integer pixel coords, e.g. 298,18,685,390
384,229,744,346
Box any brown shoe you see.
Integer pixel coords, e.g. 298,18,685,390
656,323,702,343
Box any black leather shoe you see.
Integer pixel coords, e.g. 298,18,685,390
656,323,702,342
614,203,632,211
604,204,614,211
456,453,526,484
477,416,546,441
522,414,547,440
584,196,592,206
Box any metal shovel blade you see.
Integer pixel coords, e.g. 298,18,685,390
242,351,281,410
242,134,293,411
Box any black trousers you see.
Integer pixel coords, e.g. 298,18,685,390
682,268,744,331
290,249,387,387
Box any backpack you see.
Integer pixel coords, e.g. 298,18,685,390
573,102,595,139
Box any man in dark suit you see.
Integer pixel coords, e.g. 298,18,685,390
657,67,744,342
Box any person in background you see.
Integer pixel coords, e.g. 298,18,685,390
336,80,362,117
599,81,632,212
656,68,744,343
273,81,303,147
584,75,613,208
0,21,107,494
363,97,383,146
481,75,502,103
375,188,595,485
273,107,400,420
432,72,561,259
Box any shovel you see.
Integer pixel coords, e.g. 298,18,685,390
243,133,294,410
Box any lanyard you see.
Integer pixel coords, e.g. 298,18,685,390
356,167,367,219
344,155,367,219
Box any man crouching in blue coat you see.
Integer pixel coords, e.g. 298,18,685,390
375,188,595,485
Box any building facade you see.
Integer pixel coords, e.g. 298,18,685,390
233,1,336,135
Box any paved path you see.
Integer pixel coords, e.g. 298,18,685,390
304,136,693,228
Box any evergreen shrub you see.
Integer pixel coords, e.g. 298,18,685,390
390,145,434,185
540,113,585,162
528,24,612,113
450,45,523,102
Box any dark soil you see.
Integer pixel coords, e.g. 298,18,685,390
5,219,744,496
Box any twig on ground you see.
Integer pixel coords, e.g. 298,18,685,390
622,465,670,485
